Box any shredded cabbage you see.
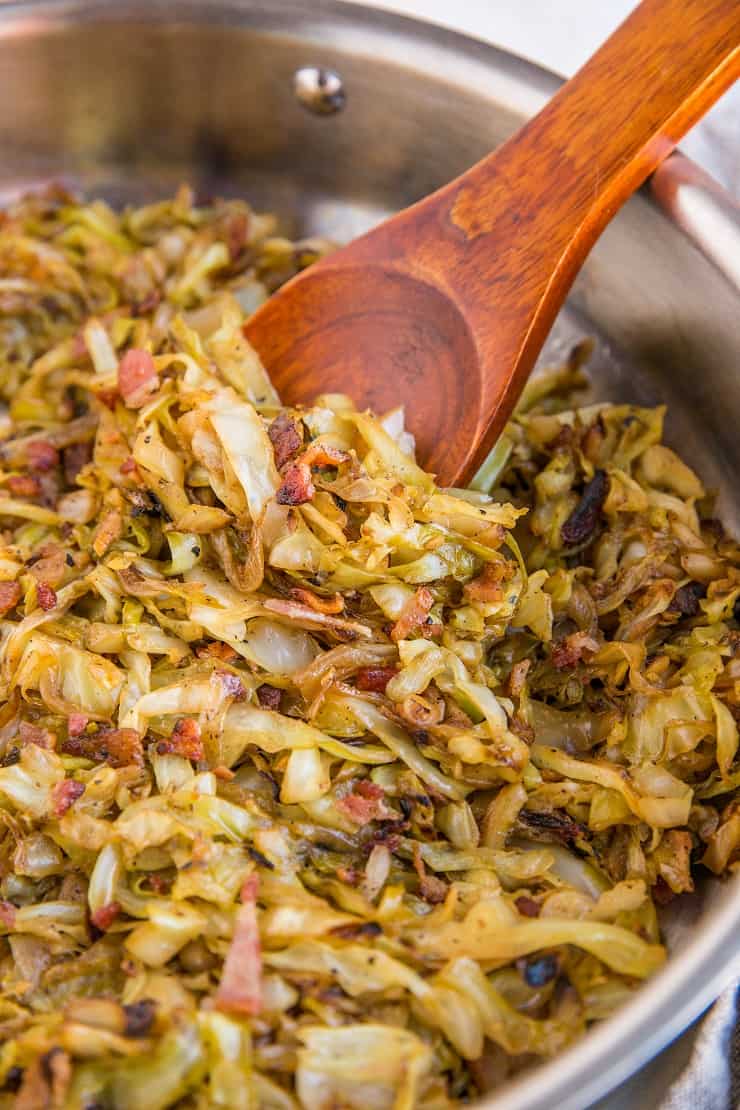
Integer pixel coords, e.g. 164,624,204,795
0,185,735,1108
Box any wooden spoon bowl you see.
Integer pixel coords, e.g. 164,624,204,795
245,0,740,486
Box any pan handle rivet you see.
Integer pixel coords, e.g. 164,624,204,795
293,66,346,116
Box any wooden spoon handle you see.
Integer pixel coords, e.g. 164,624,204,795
449,0,740,258
366,0,740,474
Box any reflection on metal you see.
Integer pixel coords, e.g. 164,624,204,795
652,153,740,290
293,65,346,115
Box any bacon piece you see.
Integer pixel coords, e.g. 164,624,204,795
299,442,350,469
515,895,542,918
90,902,121,931
464,560,513,603
36,582,57,611
336,781,393,825
219,672,247,701
289,586,344,614
92,508,124,557
551,630,600,670
62,727,144,768
391,587,435,643
276,462,314,505
62,441,93,485
507,659,531,698
0,580,20,616
213,764,236,781
25,439,59,472
223,212,250,261
51,779,85,817
7,475,40,498
19,721,56,750
256,684,282,711
355,666,398,693
215,875,262,1016
155,717,204,762
67,713,89,737
0,900,16,928
118,348,159,408
268,412,302,469
195,641,238,663
120,456,138,476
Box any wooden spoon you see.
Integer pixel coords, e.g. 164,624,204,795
245,0,740,486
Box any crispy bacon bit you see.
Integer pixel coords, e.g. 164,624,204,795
561,469,609,546
337,780,393,825
143,873,172,896
289,587,344,614
219,672,247,701
299,442,350,469
213,764,236,781
551,630,600,670
122,998,157,1038
195,641,238,662
391,587,435,643
0,900,16,928
62,727,144,768
355,666,398,693
7,475,40,498
256,684,283,711
67,713,89,737
156,717,204,762
268,412,303,469
0,580,21,616
223,212,249,261
51,779,85,817
464,560,514,603
90,902,121,931
36,582,57,611
515,895,542,918
215,875,262,1016
19,721,56,750
120,456,138,476
62,441,93,485
276,462,315,505
92,508,124,557
25,439,59,472
507,659,531,698
118,348,159,408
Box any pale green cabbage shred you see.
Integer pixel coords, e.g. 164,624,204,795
0,187,735,1108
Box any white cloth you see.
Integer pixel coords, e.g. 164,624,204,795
659,984,739,1110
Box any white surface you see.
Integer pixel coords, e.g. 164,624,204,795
359,0,740,196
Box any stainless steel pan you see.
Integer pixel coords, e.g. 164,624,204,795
0,2,738,1106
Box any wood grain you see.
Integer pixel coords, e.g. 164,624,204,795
245,0,740,486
